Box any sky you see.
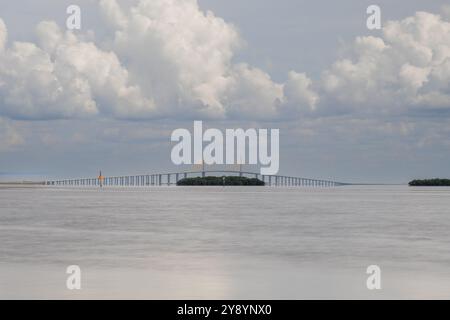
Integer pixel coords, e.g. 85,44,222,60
0,0,449,183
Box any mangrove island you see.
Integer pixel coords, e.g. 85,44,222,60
409,179,450,186
177,176,265,186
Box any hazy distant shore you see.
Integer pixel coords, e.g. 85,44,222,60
0,182,45,188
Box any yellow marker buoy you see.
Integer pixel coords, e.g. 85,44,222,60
98,171,104,187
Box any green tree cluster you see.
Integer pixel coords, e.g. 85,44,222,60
409,179,450,186
177,176,265,186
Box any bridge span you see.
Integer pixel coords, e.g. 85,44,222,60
46,170,347,187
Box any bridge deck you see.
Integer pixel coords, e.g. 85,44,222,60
46,170,346,187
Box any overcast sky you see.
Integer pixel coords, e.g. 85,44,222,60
0,0,449,183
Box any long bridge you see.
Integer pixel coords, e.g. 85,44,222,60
46,170,347,187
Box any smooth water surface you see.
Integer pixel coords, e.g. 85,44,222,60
0,185,449,299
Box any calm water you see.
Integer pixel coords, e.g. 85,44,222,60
0,185,449,299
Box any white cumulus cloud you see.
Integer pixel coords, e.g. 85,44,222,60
2,2,449,122
321,12,450,115
99,0,317,120
0,18,155,120
0,0,322,121
0,0,317,121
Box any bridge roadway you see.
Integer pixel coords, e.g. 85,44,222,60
46,170,347,187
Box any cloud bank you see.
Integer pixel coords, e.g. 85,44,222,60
322,11,450,115
0,18,154,120
0,1,449,122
